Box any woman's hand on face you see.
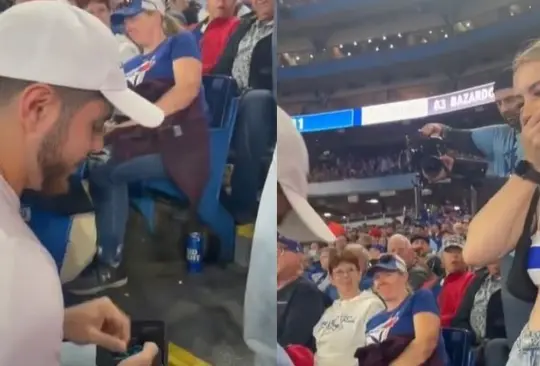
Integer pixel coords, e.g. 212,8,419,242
521,109,540,171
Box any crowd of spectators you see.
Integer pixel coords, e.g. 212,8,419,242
309,152,408,182
278,211,511,366
308,148,485,182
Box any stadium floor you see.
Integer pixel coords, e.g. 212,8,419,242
64,206,254,365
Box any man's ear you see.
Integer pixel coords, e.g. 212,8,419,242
18,83,61,136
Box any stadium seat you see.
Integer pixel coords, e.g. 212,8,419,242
129,75,240,263
442,328,474,366
21,163,90,271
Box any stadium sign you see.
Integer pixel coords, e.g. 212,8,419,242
291,108,360,133
427,83,494,115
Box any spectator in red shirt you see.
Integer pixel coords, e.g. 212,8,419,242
438,235,475,327
196,0,240,74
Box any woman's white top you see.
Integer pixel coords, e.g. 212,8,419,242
314,291,385,366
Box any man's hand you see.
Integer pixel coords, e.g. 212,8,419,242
423,155,454,182
118,342,159,366
521,110,540,171
419,123,445,137
64,297,130,352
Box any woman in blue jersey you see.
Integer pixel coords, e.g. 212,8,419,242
361,254,449,366
68,0,210,295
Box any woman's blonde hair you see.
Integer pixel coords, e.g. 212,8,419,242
162,12,183,36
514,39,540,71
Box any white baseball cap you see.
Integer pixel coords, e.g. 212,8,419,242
0,1,164,128
277,106,335,243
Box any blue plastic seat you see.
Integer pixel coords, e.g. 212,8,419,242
129,75,240,263
442,328,474,366
21,163,88,270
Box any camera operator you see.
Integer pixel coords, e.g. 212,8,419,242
465,40,540,364
420,69,523,179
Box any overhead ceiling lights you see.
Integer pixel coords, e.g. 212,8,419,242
323,212,332,218
366,199,379,204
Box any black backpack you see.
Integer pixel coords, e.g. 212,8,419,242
507,189,540,302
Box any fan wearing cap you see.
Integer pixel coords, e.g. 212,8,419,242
276,107,335,353
419,68,524,178
363,254,450,366
277,235,329,353
438,235,475,327
67,0,210,295
0,2,164,366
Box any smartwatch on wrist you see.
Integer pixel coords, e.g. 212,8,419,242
514,160,540,184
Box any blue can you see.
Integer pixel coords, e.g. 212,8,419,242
186,232,203,273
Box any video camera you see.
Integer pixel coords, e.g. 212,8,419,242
402,134,488,185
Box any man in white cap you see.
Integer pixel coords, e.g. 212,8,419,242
0,2,163,365
243,106,334,365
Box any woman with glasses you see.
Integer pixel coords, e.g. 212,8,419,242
67,0,211,295
313,250,385,366
360,254,450,366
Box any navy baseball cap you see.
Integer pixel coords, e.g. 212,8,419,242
112,0,165,23
366,254,407,276
277,234,303,253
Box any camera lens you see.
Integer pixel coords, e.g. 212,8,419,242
421,156,444,179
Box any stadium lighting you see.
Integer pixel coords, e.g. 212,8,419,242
389,44,394,49
353,41,358,46
368,39,372,43
323,212,332,218
366,199,379,204
339,44,343,48
309,54,313,58
397,33,402,38
375,47,379,51
347,52,351,56
429,30,433,34
382,35,387,40
444,34,448,38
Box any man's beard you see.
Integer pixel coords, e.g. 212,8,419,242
37,121,75,195
503,112,521,132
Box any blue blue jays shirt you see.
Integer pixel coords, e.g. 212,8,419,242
471,124,523,177
124,31,200,86
365,289,449,365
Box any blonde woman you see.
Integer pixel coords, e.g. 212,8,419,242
68,0,210,294
465,40,540,365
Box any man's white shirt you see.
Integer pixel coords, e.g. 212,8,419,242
0,175,64,365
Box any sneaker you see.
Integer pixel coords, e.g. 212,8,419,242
66,265,128,296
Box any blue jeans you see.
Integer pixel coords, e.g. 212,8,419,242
89,154,167,266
